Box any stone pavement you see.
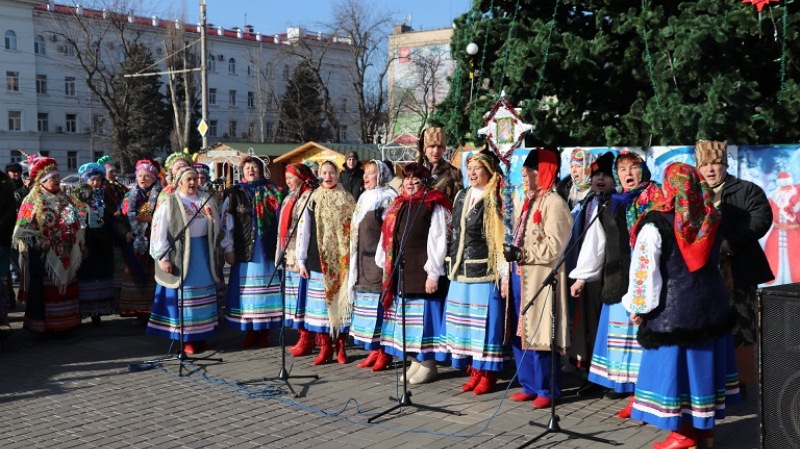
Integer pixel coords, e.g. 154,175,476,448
0,309,760,449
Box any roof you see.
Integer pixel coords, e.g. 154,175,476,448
273,141,381,163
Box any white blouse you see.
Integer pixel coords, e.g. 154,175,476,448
150,192,211,261
374,203,449,281
621,223,663,315
568,198,606,282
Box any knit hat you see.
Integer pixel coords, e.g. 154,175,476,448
5,162,22,173
78,162,106,182
590,152,615,178
174,164,197,185
30,157,58,184
194,163,210,178
695,140,727,167
97,154,116,172
135,159,159,178
346,151,359,160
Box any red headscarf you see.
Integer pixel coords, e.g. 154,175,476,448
278,163,317,250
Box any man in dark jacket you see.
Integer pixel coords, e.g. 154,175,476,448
0,166,18,312
339,151,364,200
417,126,463,203
695,140,774,393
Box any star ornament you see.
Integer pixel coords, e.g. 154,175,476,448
477,93,533,166
742,0,779,12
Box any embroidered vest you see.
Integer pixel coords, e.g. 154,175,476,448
446,188,493,283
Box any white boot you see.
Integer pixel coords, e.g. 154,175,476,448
399,359,421,383
408,360,437,385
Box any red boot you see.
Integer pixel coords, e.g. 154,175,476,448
371,348,393,372
336,333,349,364
652,426,698,449
291,329,315,357
313,333,334,365
473,371,497,395
358,350,380,368
616,395,635,419
240,330,259,349
461,367,483,392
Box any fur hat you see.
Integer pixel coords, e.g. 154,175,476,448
417,126,447,160
695,140,727,167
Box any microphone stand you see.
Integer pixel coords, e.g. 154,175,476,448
238,181,319,396
368,181,461,423
142,190,223,377
517,194,619,448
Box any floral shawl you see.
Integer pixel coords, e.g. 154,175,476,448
124,182,162,255
235,178,284,240
13,186,84,293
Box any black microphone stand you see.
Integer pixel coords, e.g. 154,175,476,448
142,189,223,377
238,181,319,396
368,181,461,423
517,193,619,448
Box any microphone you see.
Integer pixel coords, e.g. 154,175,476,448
305,177,322,189
424,174,439,187
599,186,621,204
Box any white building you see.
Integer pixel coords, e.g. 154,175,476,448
0,0,358,172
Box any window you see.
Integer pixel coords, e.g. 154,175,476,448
65,113,77,133
247,62,253,77
6,71,19,92
67,151,77,170
283,64,290,80
247,120,256,138
207,56,216,72
8,111,21,131
340,124,348,142
34,35,45,55
228,57,236,74
228,120,237,137
37,113,49,132
247,91,255,108
4,30,17,50
228,89,236,106
65,77,76,96
208,120,218,137
36,75,47,94
10,150,23,163
208,88,216,105
92,114,106,134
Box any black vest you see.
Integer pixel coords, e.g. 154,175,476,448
305,199,323,274
599,201,632,304
354,211,384,292
446,189,492,282
226,187,256,262
392,202,444,297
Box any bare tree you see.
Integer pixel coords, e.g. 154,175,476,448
164,15,201,151
389,45,450,137
247,48,283,143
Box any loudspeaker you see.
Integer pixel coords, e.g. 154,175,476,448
759,283,800,449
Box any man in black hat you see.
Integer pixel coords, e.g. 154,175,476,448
339,151,364,200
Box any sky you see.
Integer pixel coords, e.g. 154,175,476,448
137,0,474,35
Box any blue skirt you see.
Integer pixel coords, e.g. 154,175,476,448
146,237,218,342
225,236,282,331
444,280,509,372
381,294,448,362
587,302,642,393
351,290,384,350
632,333,741,431
304,270,349,334
284,269,307,328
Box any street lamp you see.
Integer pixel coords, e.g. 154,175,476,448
466,42,479,102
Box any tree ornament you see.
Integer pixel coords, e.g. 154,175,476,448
742,0,779,12
477,91,533,166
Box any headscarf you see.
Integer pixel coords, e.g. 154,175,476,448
78,162,105,183
568,148,596,202
519,148,559,227
634,162,719,272
380,163,453,309
174,164,197,186
608,151,666,243
279,163,316,251
348,160,397,305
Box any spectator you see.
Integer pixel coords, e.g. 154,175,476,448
417,126,463,202
0,166,16,313
339,151,364,200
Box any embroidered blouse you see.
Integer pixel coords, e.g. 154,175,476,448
620,223,663,315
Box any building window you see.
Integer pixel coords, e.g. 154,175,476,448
283,64,290,81
67,151,78,170
208,120,218,137
247,62,253,77
207,55,216,72
36,74,47,94
34,35,46,55
228,120,237,137
92,114,106,134
8,111,21,131
65,113,77,133
228,57,236,74
4,30,17,50
247,91,255,108
93,151,104,161
228,89,236,106
65,77,76,96
10,150,23,163
247,120,256,138
340,124,348,142
6,71,19,92
37,113,49,132
208,88,216,105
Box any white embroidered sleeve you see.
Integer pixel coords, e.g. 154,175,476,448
621,223,663,315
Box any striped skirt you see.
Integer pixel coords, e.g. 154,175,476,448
119,253,157,318
632,333,740,431
146,237,218,342
77,278,116,318
304,270,350,334
444,280,509,372
23,267,81,334
225,237,283,331
351,290,384,350
587,302,642,393
284,269,307,328
381,295,448,362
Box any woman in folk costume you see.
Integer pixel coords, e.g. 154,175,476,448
221,156,285,348
156,152,193,207
623,163,739,449
377,162,453,384
118,159,162,320
296,160,356,365
72,162,119,325
13,157,84,334
443,150,510,395
348,160,398,370
566,148,596,209
277,163,317,356
569,150,664,417
147,165,220,354
96,155,128,301
502,148,573,409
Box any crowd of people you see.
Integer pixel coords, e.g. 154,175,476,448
0,130,767,449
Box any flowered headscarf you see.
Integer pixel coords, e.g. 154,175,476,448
569,148,596,192
278,163,316,251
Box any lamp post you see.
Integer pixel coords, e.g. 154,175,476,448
466,42,479,103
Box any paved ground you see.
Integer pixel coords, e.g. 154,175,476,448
0,305,760,449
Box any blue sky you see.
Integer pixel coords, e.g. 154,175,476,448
139,0,473,35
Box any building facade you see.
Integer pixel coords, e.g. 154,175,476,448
0,0,358,172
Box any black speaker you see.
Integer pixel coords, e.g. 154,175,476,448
759,283,800,449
